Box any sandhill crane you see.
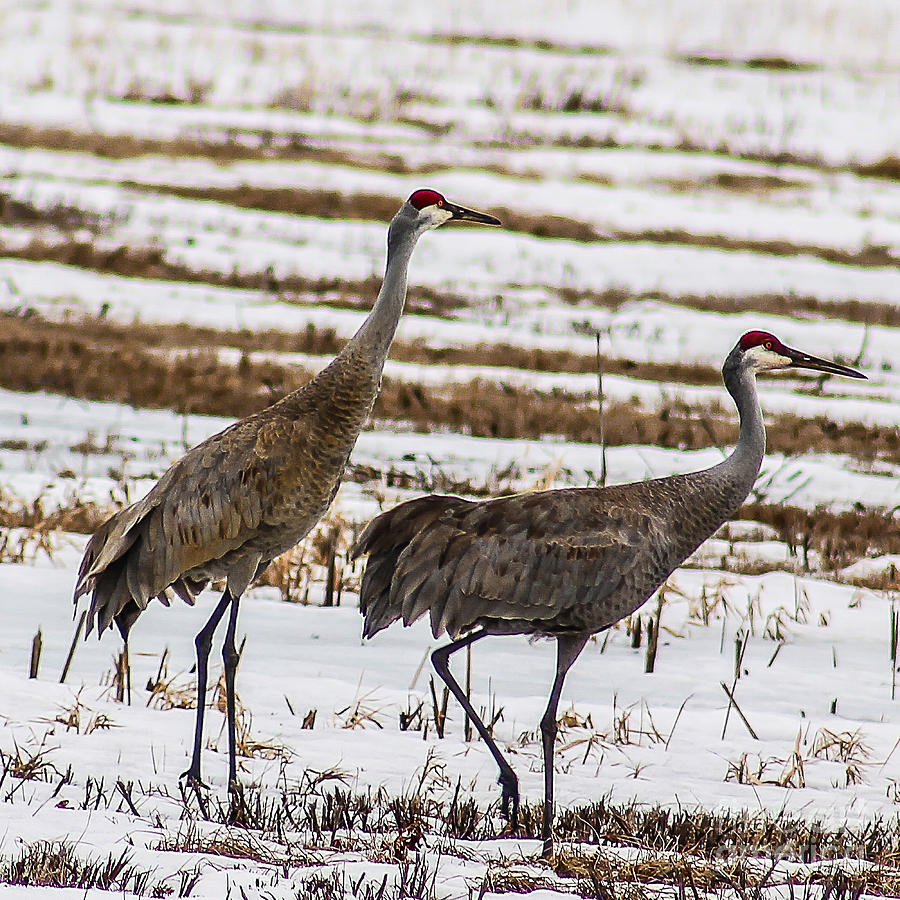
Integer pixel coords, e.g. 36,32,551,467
353,330,865,857
74,189,500,792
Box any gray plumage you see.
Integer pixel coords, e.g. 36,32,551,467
76,339,386,638
353,330,865,857
72,189,499,790
357,472,754,643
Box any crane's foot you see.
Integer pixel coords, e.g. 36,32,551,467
179,765,209,791
498,771,520,830
179,767,210,819
226,781,248,827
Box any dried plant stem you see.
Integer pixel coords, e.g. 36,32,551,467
29,629,42,679
114,644,132,705
408,645,432,691
429,676,448,739
630,616,642,649
721,634,749,739
60,611,86,684
664,695,693,751
644,592,665,673
644,617,657,673
115,780,139,816
890,603,898,701
596,332,607,487
323,529,338,607
720,682,759,740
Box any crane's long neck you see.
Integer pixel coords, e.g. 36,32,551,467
345,216,419,367
276,211,422,442
707,362,766,514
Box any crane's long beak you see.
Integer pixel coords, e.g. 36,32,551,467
445,201,501,226
784,345,867,379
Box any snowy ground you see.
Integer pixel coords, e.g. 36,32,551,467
1,0,899,897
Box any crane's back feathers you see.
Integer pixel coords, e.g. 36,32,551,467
353,473,741,642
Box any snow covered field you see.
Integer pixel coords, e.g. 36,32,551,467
0,0,899,896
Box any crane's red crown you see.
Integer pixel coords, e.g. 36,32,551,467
408,188,445,210
739,330,783,352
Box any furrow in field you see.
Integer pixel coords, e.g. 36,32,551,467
2,313,898,466
3,253,899,382
3,146,899,267
0,386,897,579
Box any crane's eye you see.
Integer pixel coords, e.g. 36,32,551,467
764,340,773,350
437,199,444,207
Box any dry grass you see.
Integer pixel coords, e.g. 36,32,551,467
145,650,197,710
515,852,745,896
156,824,319,867
336,691,386,730
40,772,898,895
349,457,526,500
0,492,116,542
176,782,900,898
0,122,409,171
812,727,872,787
0,734,60,789
738,503,900,577
377,377,900,473
49,692,117,735
5,312,896,466
4,117,899,188
0,491,111,563
1,308,729,385
0,841,177,896
560,283,900,330
259,543,313,603
297,854,437,900
0,525,57,564
129,183,404,225
547,848,900,897
9,211,900,325
208,674,290,764
0,488,110,535
7,800,897,898
657,173,808,196
857,156,900,181
2,318,898,572
682,52,818,72
1,237,472,317
183,778,900,869
725,749,807,789
0,191,114,232
110,180,900,269
0,484,109,564
544,796,900,868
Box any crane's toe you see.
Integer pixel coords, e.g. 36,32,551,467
180,765,209,791
226,782,249,826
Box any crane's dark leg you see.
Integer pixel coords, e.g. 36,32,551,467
222,592,242,790
539,634,588,859
181,590,232,788
431,630,521,827
124,636,131,706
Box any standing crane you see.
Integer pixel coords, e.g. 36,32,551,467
353,330,865,857
74,189,500,792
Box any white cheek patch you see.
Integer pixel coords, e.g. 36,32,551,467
431,207,454,228
750,347,792,370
